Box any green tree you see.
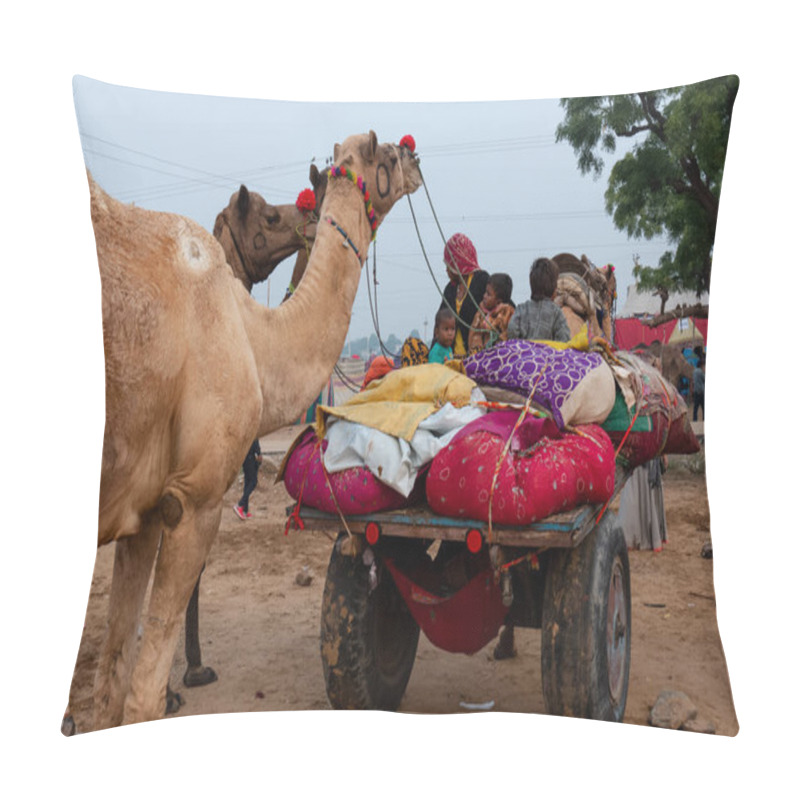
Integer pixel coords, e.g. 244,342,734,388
556,76,738,298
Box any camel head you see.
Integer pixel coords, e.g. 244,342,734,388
280,164,329,302
213,185,318,291
330,131,422,230
601,263,617,301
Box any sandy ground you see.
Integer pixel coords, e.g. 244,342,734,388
65,425,736,736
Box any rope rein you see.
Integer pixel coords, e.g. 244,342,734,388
408,170,494,336
346,157,497,366
365,240,404,360
284,436,353,544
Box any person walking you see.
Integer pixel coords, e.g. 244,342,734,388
234,439,262,520
692,357,705,421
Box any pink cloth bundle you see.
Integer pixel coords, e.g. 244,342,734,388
425,410,616,525
282,428,410,515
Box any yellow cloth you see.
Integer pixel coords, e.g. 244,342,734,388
452,273,473,357
533,323,590,352
315,363,477,442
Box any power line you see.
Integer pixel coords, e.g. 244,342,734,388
82,148,228,189
420,134,561,158
80,132,312,204
380,210,608,225
79,129,567,206
81,132,242,183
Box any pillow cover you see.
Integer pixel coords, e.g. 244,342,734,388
65,75,737,742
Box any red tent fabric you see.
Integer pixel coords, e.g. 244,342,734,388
614,317,709,350
692,318,709,343
615,318,678,350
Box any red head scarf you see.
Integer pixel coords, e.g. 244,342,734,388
361,355,395,389
444,233,480,282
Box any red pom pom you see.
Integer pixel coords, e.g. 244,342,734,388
296,188,316,212
399,134,416,152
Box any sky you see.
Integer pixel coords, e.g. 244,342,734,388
4,2,796,796
73,75,672,345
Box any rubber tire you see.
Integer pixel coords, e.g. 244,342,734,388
540,513,631,722
320,537,420,710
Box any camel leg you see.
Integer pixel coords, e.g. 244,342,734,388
493,623,517,660
182,567,218,687
92,514,162,731
122,504,222,724
184,574,203,667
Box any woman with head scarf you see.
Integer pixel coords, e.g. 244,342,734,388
438,233,490,357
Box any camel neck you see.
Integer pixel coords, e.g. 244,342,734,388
240,184,370,435
217,217,254,293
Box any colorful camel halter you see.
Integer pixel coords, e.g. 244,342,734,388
326,165,379,238
323,136,416,258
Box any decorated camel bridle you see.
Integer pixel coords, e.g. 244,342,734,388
323,135,416,265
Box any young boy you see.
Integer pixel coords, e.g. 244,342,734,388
468,272,515,352
507,257,571,343
428,307,457,364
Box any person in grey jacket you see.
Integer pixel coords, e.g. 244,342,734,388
507,257,571,343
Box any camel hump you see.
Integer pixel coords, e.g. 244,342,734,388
552,253,584,273
87,169,112,216
176,218,218,274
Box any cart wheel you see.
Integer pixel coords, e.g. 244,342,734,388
540,513,631,722
320,535,420,710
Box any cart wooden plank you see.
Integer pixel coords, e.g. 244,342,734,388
287,464,630,550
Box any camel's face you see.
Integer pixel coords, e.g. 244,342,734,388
222,186,317,282
333,131,422,221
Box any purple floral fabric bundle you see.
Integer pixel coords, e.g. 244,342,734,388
461,339,605,428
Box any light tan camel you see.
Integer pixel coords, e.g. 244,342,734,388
63,175,328,731
644,340,697,394
171,169,326,700
86,131,421,730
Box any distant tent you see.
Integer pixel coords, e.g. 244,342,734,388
615,317,708,351
614,286,709,350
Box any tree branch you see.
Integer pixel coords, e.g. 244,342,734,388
641,303,709,327
680,156,719,222
616,124,652,138
638,92,667,142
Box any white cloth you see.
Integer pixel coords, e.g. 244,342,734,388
322,402,485,497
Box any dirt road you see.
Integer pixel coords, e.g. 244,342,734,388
65,429,736,736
